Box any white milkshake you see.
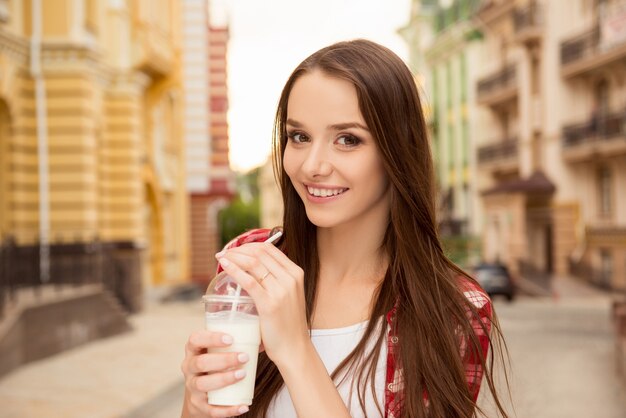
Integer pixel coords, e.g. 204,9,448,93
205,311,261,406
203,230,281,406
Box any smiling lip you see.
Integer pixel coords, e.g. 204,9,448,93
303,184,348,203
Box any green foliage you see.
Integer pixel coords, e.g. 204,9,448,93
441,235,481,269
464,29,484,42
218,169,261,247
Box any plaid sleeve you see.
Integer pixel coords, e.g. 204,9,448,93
216,228,272,274
459,281,493,402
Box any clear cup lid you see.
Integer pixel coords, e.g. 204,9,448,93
203,271,253,303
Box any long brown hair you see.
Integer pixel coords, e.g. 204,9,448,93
247,39,510,418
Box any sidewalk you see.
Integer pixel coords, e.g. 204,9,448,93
551,274,617,300
516,272,616,301
0,298,203,418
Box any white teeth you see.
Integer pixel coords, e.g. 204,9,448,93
307,186,346,197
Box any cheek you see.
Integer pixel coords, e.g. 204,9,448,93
365,157,388,187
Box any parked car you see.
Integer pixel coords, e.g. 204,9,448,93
471,262,516,302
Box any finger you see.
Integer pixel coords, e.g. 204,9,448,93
189,393,249,417
225,243,298,285
190,351,250,374
219,252,285,297
185,330,234,356
249,248,295,288
220,250,270,282
222,251,289,295
260,242,304,278
189,368,247,393
217,256,267,303
245,243,303,286
223,242,294,272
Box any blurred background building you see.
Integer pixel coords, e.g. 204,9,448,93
400,0,484,267
183,0,235,285
259,157,282,229
401,0,626,291
0,0,234,376
0,1,625,415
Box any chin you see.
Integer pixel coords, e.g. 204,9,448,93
304,209,342,229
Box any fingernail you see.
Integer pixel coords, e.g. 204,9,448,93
234,369,246,379
215,250,225,257
238,406,249,414
222,335,233,344
219,257,230,267
238,353,249,363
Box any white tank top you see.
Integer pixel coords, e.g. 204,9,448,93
266,318,387,418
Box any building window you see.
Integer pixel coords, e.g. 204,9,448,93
0,0,9,23
448,124,455,171
597,166,612,218
460,53,467,103
463,183,471,222
531,57,540,95
462,118,469,166
599,249,612,288
84,0,98,33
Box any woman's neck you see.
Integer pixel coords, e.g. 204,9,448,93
311,221,388,328
316,219,388,286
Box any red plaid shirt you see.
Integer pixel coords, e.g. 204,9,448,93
220,229,492,417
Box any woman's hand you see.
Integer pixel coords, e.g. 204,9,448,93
216,242,310,367
215,242,353,418
180,330,251,418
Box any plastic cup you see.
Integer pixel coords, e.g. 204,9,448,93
203,271,261,406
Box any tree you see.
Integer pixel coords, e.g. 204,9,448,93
218,168,260,247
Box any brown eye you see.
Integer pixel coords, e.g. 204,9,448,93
287,131,309,143
336,134,361,146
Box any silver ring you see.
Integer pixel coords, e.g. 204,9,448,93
260,271,271,282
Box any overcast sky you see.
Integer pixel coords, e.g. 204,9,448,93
213,0,412,172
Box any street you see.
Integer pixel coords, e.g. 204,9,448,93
132,290,626,418
0,279,625,418
478,292,626,417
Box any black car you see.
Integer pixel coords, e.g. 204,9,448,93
472,263,516,302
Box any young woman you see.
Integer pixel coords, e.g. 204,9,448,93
181,39,509,418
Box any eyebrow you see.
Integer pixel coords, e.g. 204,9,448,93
286,118,370,132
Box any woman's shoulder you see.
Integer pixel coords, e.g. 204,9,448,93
457,274,492,318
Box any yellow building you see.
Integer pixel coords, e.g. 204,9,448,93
0,0,189,310
259,157,283,229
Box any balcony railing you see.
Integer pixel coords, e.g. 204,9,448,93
513,3,542,35
0,238,129,320
478,138,518,163
477,65,517,104
561,26,600,66
562,110,626,148
475,0,516,26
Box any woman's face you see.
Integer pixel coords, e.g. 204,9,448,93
283,71,390,230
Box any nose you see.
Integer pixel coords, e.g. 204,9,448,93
301,141,332,178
